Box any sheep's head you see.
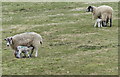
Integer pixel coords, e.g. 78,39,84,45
4,37,13,46
86,6,93,12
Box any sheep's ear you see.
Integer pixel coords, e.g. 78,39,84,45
40,41,42,45
89,6,92,8
10,37,12,40
86,6,92,12
88,6,92,8
88,6,91,7
10,37,13,44
4,38,7,41
89,6,93,12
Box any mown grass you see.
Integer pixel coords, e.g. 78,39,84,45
2,2,118,75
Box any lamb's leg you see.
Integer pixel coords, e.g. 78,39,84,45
100,22,102,27
105,21,107,27
25,51,30,58
23,52,27,58
110,18,112,27
102,21,107,27
98,22,101,27
100,20,102,27
16,50,21,58
94,20,97,27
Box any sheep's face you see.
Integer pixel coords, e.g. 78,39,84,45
86,6,93,12
4,37,13,46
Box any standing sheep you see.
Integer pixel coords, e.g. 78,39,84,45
4,32,43,58
86,5,113,27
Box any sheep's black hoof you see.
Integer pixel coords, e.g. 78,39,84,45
22,56,26,58
103,25,107,27
16,57,20,58
30,55,32,57
102,25,105,27
27,56,31,58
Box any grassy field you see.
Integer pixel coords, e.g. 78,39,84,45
2,2,118,75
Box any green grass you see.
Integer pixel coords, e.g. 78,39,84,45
2,2,118,75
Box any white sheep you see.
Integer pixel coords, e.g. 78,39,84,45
86,5,113,27
16,46,33,58
4,32,43,58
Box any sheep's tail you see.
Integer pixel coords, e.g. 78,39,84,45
40,38,43,45
39,35,43,45
40,40,43,45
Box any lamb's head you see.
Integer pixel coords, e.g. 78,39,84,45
86,6,93,12
4,37,13,47
14,50,21,58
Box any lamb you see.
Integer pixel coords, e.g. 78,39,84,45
4,32,43,58
86,5,113,27
16,46,34,58
94,18,102,27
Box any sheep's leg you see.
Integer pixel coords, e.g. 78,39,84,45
105,22,107,27
34,48,38,57
14,50,17,57
30,46,34,57
106,18,109,24
102,21,107,27
30,49,34,57
110,18,112,27
102,21,104,27
101,14,108,27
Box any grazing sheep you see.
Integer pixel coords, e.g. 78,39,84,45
16,46,33,58
94,18,102,27
4,32,43,58
86,5,113,27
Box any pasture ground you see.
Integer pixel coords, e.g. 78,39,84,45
2,2,118,75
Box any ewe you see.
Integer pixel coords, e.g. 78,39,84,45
86,5,113,27
4,32,43,58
